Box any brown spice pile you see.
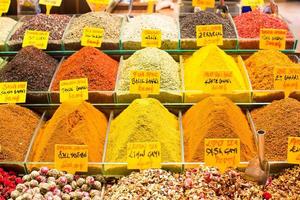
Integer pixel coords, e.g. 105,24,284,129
0,105,40,161
251,98,300,161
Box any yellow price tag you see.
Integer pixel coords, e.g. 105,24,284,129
81,27,104,48
192,0,215,9
22,30,50,50
274,67,300,96
196,24,223,46
87,0,109,5
127,142,161,170
129,70,160,98
287,137,300,164
259,28,287,50
55,144,88,174
0,82,27,103
203,70,233,93
59,78,88,103
0,0,10,15
39,0,62,6
141,29,162,48
241,0,264,7
205,138,240,173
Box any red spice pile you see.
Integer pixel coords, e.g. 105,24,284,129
51,47,119,91
234,10,293,38
0,168,22,200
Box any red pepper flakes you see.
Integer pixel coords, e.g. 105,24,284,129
0,168,22,199
234,10,293,38
51,47,119,91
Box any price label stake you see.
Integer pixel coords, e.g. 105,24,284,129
127,142,161,170
0,82,27,103
81,27,104,48
203,70,233,93
287,137,300,164
39,0,62,15
129,70,160,98
22,30,50,50
196,24,223,46
0,0,10,16
205,138,240,173
141,29,162,48
55,144,88,174
86,0,109,11
59,78,88,102
192,0,215,9
274,66,300,97
259,28,287,50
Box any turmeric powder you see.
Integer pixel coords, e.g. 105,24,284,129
183,96,256,162
29,101,107,162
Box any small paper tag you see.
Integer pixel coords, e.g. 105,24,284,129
0,0,10,14
59,78,88,102
22,30,50,50
81,27,104,48
287,137,300,164
55,144,88,174
129,70,160,98
274,67,300,93
39,0,62,6
205,138,240,173
141,29,162,48
87,0,109,5
241,0,264,7
196,24,223,46
192,0,215,9
203,70,233,93
0,82,27,103
259,28,287,50
127,142,161,170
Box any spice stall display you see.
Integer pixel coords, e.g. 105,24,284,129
121,14,179,49
183,96,257,162
116,47,182,103
50,47,119,103
7,14,71,50
251,98,300,161
234,10,296,49
180,11,237,49
63,12,123,50
183,45,251,103
0,17,17,51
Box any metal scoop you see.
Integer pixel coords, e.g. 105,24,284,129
245,130,270,185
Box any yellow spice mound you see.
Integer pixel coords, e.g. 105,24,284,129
30,101,107,162
183,96,256,162
184,45,248,90
105,98,181,163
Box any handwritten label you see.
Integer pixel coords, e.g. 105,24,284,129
59,78,88,102
241,0,264,7
287,137,300,164
55,144,88,174
0,0,10,15
196,24,223,46
274,67,300,93
0,82,27,103
87,0,109,5
81,27,104,47
141,29,162,48
205,138,240,172
129,70,160,98
39,0,62,6
259,28,287,50
203,70,233,92
192,0,215,9
127,142,161,169
22,30,50,49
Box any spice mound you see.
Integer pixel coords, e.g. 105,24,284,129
251,98,300,161
180,11,236,39
105,98,181,163
0,104,40,162
245,50,300,90
0,17,17,46
0,46,58,91
183,96,257,162
11,167,104,199
234,10,293,39
51,47,119,91
63,12,122,49
0,168,23,199
29,101,107,162
122,14,178,49
184,45,248,91
104,169,184,200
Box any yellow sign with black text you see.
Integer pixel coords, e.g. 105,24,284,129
203,70,233,93
59,78,88,102
274,67,300,92
22,30,50,49
0,82,27,103
259,28,287,50
81,27,104,48
0,0,10,15
141,29,162,48
287,137,300,164
39,0,62,6
192,0,215,9
196,24,223,46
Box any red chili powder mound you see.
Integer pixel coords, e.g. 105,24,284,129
51,47,118,91
234,10,293,38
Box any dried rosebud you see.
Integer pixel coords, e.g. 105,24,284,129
263,191,272,200
44,191,54,199
30,171,40,179
81,184,91,192
39,167,49,175
53,188,61,196
93,181,101,190
94,175,105,183
22,175,31,182
184,178,193,188
10,190,20,199
22,193,33,200
71,181,77,189
47,177,56,183
48,181,57,192
30,180,39,187
76,178,85,187
90,190,101,197
16,184,26,192
64,174,73,183
61,193,71,200
48,169,60,178
92,196,101,200
33,193,43,200
63,185,72,194
86,176,94,186
15,178,23,184
57,176,68,186
35,175,46,183
39,183,50,194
